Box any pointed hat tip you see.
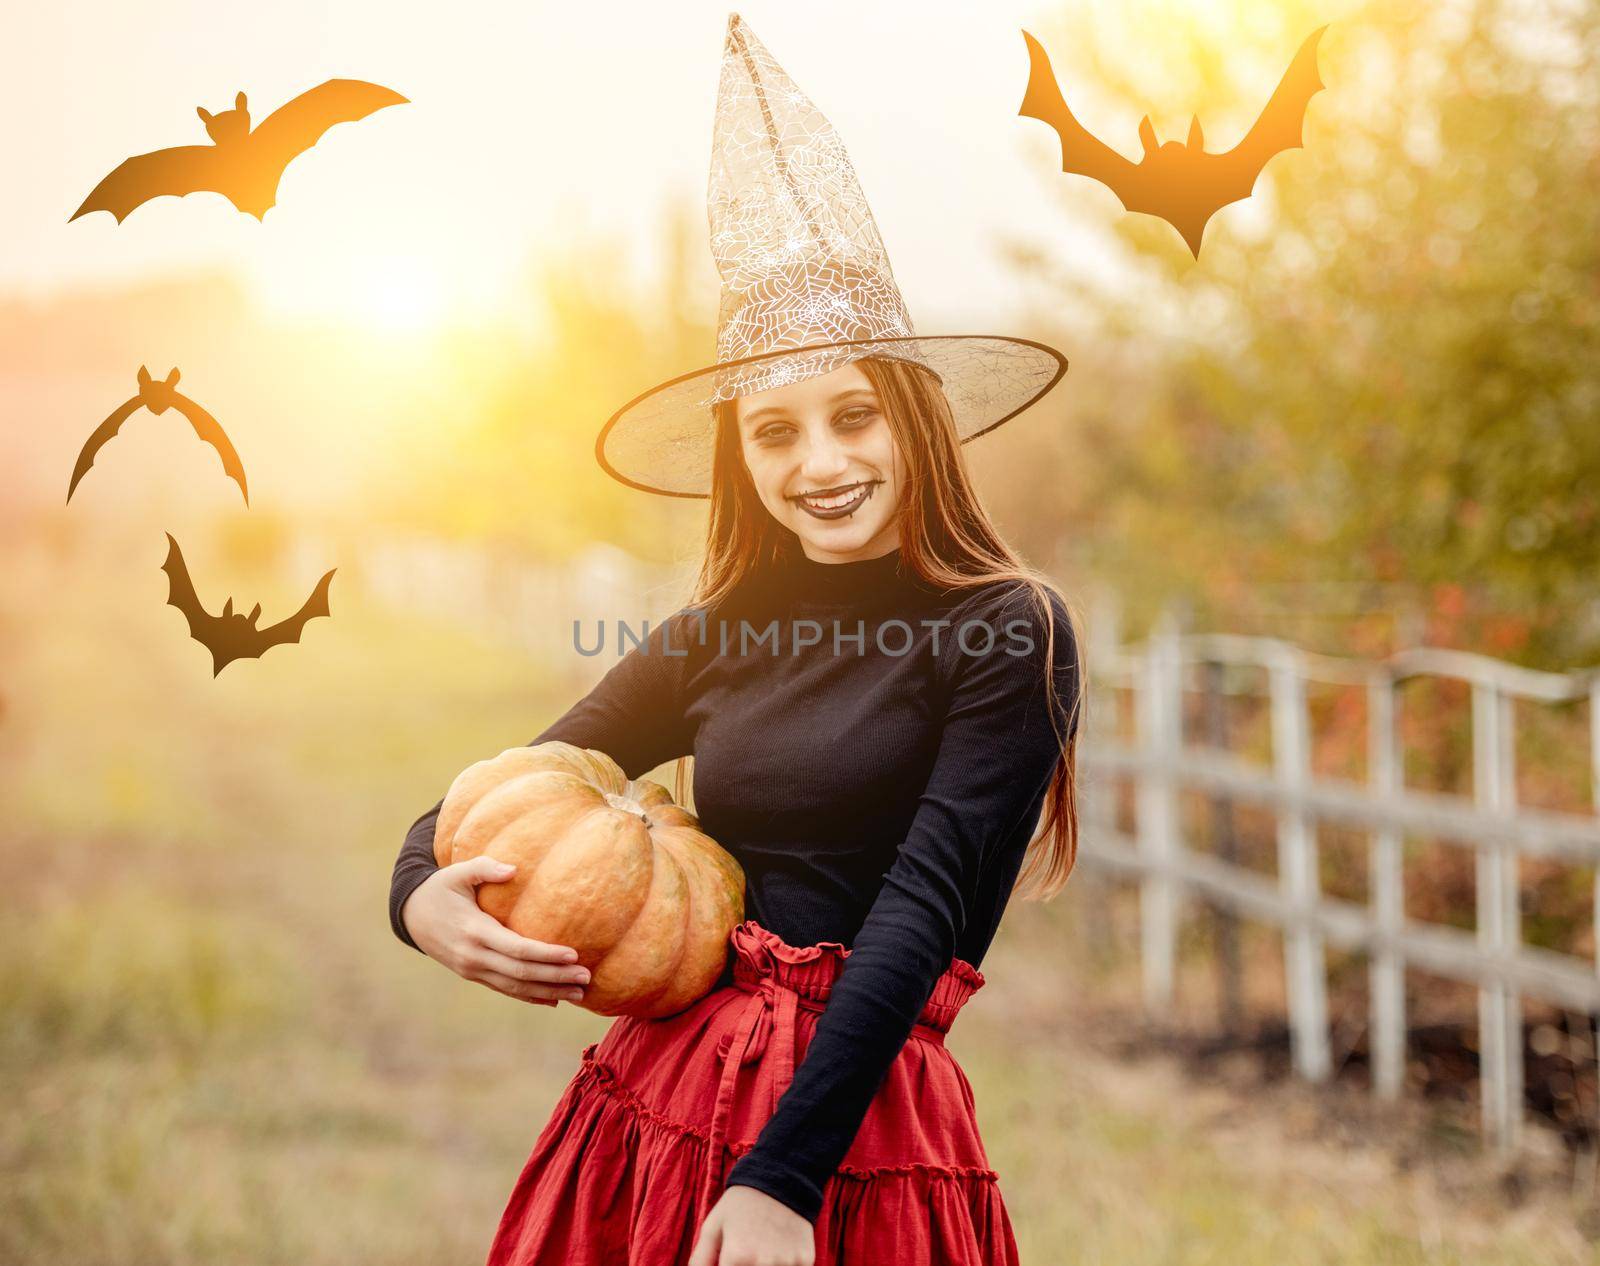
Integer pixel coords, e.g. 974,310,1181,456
725,11,769,48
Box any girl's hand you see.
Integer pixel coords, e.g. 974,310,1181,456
401,856,590,1007
688,1185,815,1266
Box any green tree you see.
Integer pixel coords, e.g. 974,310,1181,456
1009,0,1600,664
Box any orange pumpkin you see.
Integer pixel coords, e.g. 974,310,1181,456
433,741,744,1018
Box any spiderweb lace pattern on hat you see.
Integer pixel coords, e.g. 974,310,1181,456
702,14,933,403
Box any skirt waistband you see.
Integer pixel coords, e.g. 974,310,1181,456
727,919,985,1036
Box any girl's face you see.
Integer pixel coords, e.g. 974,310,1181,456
735,361,903,563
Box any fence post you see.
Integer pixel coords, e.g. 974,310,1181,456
1472,679,1523,1153
1076,588,1118,965
1204,659,1244,1038
1134,611,1183,1015
1271,649,1331,1081
1591,678,1600,1158
1368,668,1407,1099
1085,583,1122,671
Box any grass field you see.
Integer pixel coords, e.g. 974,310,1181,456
4,536,1596,1264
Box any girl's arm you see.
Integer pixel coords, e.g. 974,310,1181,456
389,606,703,952
723,582,1080,1221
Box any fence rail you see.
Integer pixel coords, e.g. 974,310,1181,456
1078,615,1600,1153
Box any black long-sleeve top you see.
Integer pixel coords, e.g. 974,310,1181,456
388,544,1079,1222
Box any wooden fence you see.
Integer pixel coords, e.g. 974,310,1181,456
1078,609,1600,1154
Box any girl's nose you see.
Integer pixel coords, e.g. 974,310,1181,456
798,427,849,482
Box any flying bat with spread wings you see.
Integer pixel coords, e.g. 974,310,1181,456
1019,26,1328,257
161,534,336,676
70,79,407,223
67,366,248,505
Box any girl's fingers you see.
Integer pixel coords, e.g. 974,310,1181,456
473,973,569,1011
476,919,581,967
686,1213,722,1266
475,946,590,990
472,966,584,1006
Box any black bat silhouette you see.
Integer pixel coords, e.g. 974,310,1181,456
1019,26,1327,257
70,79,407,223
161,533,336,676
67,366,248,505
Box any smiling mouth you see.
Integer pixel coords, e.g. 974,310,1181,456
790,481,878,519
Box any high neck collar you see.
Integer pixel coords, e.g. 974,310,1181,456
781,545,910,605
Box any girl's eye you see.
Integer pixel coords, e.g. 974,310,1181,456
745,408,876,448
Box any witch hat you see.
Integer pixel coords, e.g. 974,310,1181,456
596,12,1067,498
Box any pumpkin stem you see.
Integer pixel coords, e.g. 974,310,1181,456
603,791,650,825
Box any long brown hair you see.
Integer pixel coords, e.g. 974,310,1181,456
669,354,1083,901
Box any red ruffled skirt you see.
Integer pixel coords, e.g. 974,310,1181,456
484,919,1019,1266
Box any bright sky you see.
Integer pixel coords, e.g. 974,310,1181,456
5,0,1138,334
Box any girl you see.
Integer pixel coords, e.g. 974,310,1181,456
389,16,1081,1266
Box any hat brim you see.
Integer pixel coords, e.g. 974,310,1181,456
594,334,1068,499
